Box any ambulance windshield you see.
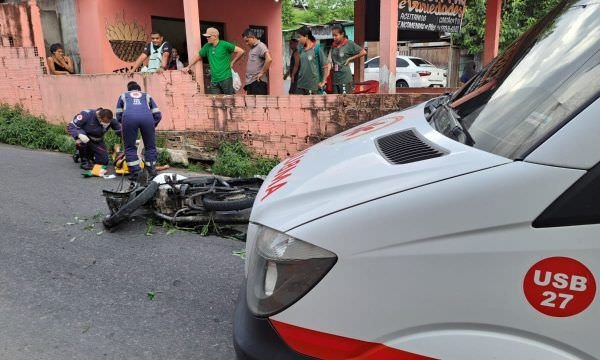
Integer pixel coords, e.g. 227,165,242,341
437,0,600,159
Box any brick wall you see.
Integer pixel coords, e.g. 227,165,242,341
0,44,443,160
0,46,45,113
160,92,440,160
0,3,35,48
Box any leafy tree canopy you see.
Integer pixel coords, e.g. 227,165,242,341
281,0,561,54
282,0,355,29
453,0,561,54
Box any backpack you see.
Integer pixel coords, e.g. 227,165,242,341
313,44,333,93
314,43,323,82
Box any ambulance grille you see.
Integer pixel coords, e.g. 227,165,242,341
376,130,445,164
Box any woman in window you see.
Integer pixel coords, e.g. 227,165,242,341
47,43,74,75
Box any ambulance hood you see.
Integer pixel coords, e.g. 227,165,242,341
251,102,511,232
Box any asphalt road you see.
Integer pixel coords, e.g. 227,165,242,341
0,144,245,360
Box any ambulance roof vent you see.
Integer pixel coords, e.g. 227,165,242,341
376,129,446,164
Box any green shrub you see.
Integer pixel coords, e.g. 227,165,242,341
157,148,171,165
0,104,128,155
103,130,121,153
0,104,75,152
156,135,167,148
211,141,279,178
0,105,280,176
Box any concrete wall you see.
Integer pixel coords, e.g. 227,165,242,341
0,43,443,160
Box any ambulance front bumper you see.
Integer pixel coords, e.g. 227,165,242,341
233,281,312,360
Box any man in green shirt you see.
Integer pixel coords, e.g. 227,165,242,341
183,27,245,94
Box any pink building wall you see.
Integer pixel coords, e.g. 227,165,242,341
0,2,35,48
74,0,283,94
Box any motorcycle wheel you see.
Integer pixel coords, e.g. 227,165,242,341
102,181,159,229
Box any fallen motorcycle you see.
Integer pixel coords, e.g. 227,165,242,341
102,173,263,230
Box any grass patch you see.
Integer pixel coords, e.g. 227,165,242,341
0,104,75,153
0,104,168,166
157,148,171,166
0,105,278,177
211,141,279,177
0,104,124,155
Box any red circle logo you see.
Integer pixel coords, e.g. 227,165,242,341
523,257,596,317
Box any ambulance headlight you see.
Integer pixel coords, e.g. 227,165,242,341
246,225,337,317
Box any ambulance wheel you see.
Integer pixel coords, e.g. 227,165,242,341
202,190,257,211
102,181,159,229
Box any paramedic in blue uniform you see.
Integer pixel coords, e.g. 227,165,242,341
67,108,120,170
116,81,162,181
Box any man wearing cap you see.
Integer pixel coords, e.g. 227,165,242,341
242,28,272,95
183,27,245,95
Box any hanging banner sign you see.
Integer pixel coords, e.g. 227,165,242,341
398,0,466,33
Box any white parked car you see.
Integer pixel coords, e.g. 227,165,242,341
234,1,600,359
364,55,447,88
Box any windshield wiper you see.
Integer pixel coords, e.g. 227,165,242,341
425,93,452,122
444,103,475,146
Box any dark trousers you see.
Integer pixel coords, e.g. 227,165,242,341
245,80,268,95
332,82,353,94
122,115,157,173
77,140,109,165
207,77,235,95
293,88,314,95
288,80,298,95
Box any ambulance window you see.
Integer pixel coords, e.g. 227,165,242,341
533,163,600,227
447,1,600,159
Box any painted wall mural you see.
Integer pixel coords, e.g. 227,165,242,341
105,14,146,62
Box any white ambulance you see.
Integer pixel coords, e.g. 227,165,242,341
234,1,600,359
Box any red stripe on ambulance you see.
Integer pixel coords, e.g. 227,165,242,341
261,149,309,201
271,320,436,360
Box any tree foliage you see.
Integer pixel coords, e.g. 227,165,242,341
282,0,355,29
453,0,561,55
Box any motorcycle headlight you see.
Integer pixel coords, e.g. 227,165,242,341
246,225,337,317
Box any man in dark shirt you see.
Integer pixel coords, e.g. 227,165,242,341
129,31,172,74
242,28,272,95
67,108,121,170
287,39,300,94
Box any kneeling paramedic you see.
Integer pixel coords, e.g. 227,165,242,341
116,81,162,183
67,108,121,170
